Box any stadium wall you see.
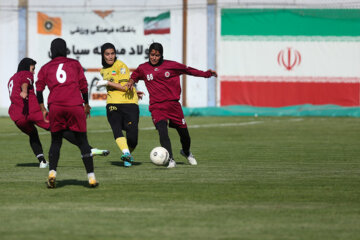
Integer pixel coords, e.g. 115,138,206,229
1,0,360,117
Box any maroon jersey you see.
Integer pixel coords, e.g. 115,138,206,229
36,57,88,107
131,60,212,105
8,71,40,121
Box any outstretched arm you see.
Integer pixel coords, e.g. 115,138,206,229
96,79,128,92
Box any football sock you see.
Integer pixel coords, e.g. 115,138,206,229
116,137,130,153
82,155,94,173
176,127,191,156
36,154,46,163
29,129,43,157
73,132,94,173
49,131,63,171
49,170,57,177
155,120,173,159
87,172,96,180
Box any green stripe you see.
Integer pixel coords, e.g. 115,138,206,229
144,11,170,23
221,9,360,36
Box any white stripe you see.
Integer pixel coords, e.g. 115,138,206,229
1,119,304,137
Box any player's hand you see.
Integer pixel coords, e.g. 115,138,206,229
137,91,145,100
20,92,28,99
96,79,108,89
208,69,217,77
125,79,134,90
42,110,49,123
84,104,91,118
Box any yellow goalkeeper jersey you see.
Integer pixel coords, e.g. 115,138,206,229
100,60,138,104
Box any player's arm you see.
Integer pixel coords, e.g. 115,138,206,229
20,83,29,99
80,91,91,118
126,66,143,90
174,61,217,78
36,91,49,123
96,79,128,92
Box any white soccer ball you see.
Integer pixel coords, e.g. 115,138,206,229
150,147,169,166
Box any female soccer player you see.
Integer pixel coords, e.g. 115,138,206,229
8,57,108,170
96,43,144,167
127,42,217,168
36,38,99,188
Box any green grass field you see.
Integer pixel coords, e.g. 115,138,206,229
0,116,360,240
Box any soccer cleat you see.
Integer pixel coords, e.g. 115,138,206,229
180,150,197,165
91,148,110,156
39,161,49,169
88,177,99,188
47,170,56,188
121,152,134,167
167,158,176,168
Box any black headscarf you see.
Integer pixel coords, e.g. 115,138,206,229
51,38,67,59
17,57,37,72
148,42,164,67
101,43,117,68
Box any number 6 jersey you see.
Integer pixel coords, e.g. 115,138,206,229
36,56,88,107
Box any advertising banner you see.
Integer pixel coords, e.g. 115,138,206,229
29,9,171,107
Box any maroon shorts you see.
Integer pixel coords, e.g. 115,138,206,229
149,101,187,128
49,105,87,133
13,110,50,135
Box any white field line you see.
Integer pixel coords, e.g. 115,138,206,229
2,119,304,137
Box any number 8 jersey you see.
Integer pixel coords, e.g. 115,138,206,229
36,56,88,107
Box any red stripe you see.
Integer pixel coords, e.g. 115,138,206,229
144,28,170,35
221,81,360,107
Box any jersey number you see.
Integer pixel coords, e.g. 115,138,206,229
56,63,67,83
8,80,13,97
146,74,153,81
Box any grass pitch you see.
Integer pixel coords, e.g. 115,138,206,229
0,116,359,240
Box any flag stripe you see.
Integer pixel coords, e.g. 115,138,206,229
144,28,170,35
221,81,360,107
144,11,170,23
221,9,360,37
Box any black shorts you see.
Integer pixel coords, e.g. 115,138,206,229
106,104,139,139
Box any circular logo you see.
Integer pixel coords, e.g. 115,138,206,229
165,71,170,78
44,20,54,32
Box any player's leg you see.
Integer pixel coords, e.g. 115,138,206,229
62,130,110,157
155,120,175,168
29,128,49,168
15,118,48,168
47,130,63,188
106,104,132,167
73,131,98,187
123,104,139,153
176,126,197,165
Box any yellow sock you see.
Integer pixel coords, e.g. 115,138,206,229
115,137,129,154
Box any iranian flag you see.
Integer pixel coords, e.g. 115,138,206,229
220,9,360,107
144,11,170,35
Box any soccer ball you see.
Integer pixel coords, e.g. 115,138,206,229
150,147,169,166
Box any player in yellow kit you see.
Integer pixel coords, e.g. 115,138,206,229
96,43,143,167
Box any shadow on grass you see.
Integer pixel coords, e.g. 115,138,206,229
46,179,94,189
16,163,38,167
110,161,142,167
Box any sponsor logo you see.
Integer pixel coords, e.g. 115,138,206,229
120,68,126,74
154,68,159,71
165,71,170,77
277,47,301,71
109,106,117,111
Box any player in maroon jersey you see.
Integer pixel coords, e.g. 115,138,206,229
36,38,98,188
128,42,217,168
8,58,109,170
